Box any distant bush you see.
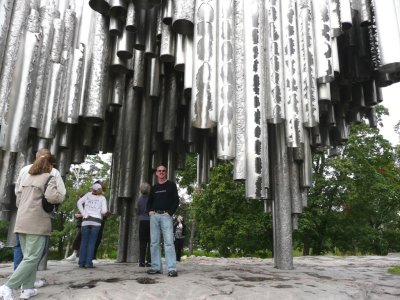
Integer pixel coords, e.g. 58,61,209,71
0,247,13,263
388,265,400,275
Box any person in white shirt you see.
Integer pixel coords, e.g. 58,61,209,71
77,183,108,268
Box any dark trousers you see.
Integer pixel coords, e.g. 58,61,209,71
174,238,184,262
139,220,151,264
71,227,82,251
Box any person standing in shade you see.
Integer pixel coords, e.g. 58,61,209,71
77,183,108,268
137,182,151,267
0,152,65,300
174,215,185,262
146,164,179,277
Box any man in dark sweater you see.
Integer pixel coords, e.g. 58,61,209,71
146,164,179,277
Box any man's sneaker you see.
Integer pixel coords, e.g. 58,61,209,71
33,280,45,288
168,270,178,277
147,269,161,275
0,285,14,300
19,289,37,299
145,262,152,267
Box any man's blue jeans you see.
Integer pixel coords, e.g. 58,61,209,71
150,213,177,272
79,225,100,268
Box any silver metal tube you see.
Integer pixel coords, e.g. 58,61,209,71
118,81,141,198
160,23,175,62
50,18,65,63
0,10,41,152
77,2,95,117
38,54,67,139
0,0,30,126
312,0,334,83
109,15,122,36
0,0,15,70
147,45,160,98
156,76,166,133
162,0,173,25
197,131,210,185
174,33,185,72
233,0,246,180
243,0,265,199
110,74,126,107
133,93,154,208
372,0,400,73
288,149,302,215
216,0,235,161
132,49,145,90
117,28,134,60
0,151,17,221
110,35,128,74
133,0,161,10
62,7,76,50
191,0,217,129
133,9,146,50
297,0,319,128
270,124,293,270
359,0,371,27
329,0,341,36
83,13,110,123
172,0,194,35
265,0,285,124
282,0,303,148
300,129,312,188
163,66,178,142
89,0,110,15
126,1,138,32
109,0,128,18
58,123,72,149
59,44,85,124
339,0,352,30
144,5,158,58
183,34,193,93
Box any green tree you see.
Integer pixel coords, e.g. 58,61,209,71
191,162,273,257
297,106,400,255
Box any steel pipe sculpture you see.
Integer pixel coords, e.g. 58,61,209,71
0,0,399,269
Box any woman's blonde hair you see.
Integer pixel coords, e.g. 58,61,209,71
29,150,56,175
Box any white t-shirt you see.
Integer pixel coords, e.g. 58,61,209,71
77,192,108,227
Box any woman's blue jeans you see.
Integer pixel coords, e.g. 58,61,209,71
79,225,101,268
150,213,177,272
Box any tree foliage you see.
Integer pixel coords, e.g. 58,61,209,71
190,162,273,257
296,107,400,255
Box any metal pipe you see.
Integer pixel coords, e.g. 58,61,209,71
0,9,41,153
270,124,293,270
172,0,194,35
191,0,217,129
216,0,235,161
82,13,110,123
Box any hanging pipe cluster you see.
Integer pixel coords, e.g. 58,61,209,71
0,0,399,269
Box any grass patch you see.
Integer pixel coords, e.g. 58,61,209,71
388,265,400,275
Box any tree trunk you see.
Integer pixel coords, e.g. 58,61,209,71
189,218,196,256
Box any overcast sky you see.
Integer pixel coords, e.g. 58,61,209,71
381,83,400,145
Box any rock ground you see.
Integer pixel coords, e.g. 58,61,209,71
0,254,399,299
